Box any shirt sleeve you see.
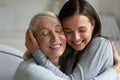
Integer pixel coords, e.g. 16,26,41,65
33,37,119,80
77,37,115,80
13,59,64,80
93,68,118,80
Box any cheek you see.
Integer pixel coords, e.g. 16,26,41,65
65,34,72,41
39,38,50,56
82,32,92,42
62,35,67,43
83,27,93,39
37,37,49,48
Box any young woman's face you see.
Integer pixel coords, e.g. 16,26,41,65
34,18,66,59
63,14,94,51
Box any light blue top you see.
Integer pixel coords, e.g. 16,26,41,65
13,59,63,80
33,37,119,80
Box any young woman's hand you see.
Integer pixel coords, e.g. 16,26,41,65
111,42,120,73
25,29,39,54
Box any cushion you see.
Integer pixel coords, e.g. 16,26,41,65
0,44,23,80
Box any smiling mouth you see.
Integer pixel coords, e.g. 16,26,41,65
50,44,62,49
73,40,84,45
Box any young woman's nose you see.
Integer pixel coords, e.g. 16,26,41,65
73,32,81,41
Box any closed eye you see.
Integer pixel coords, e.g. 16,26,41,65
39,30,49,36
64,30,73,34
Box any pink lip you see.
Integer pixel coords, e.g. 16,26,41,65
49,43,62,48
73,44,81,47
51,42,62,45
72,40,84,46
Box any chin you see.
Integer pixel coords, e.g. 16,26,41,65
73,47,84,51
57,52,64,56
52,52,63,57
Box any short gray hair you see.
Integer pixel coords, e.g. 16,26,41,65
29,12,61,31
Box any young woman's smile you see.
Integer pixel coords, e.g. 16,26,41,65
63,14,94,51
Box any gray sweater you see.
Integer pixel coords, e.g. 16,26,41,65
33,37,119,80
13,59,63,80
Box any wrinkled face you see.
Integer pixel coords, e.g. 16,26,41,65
63,14,94,51
34,17,66,59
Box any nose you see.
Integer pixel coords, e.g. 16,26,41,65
73,32,81,42
50,32,59,42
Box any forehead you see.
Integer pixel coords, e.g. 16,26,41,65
64,15,89,24
35,17,61,31
39,17,55,26
63,14,91,28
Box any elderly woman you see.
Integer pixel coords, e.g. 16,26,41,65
13,12,66,80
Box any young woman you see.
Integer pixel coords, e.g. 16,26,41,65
13,12,66,80
25,0,120,80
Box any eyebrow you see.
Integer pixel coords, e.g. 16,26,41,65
38,24,62,31
38,28,48,32
63,28,72,30
64,26,86,30
78,26,86,29
55,24,62,28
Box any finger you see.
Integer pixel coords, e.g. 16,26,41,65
26,28,31,38
25,29,31,41
26,28,29,36
111,42,120,63
28,29,37,44
25,29,33,48
25,29,30,41
26,29,35,43
111,41,117,54
25,29,29,46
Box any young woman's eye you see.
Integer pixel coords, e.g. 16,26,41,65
64,30,73,34
79,29,87,33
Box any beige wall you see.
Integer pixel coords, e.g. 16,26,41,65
0,0,120,51
0,0,52,51
87,0,100,12
99,0,120,27
87,0,120,27
0,0,52,32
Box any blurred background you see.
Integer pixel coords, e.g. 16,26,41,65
0,0,120,52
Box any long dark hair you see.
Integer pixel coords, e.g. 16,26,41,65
59,0,102,72
59,0,101,37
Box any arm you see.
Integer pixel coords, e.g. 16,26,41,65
13,59,63,80
33,50,117,80
76,37,118,80
32,37,119,80
25,30,119,80
111,41,120,73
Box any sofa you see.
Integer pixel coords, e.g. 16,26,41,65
0,44,23,80
100,14,120,55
